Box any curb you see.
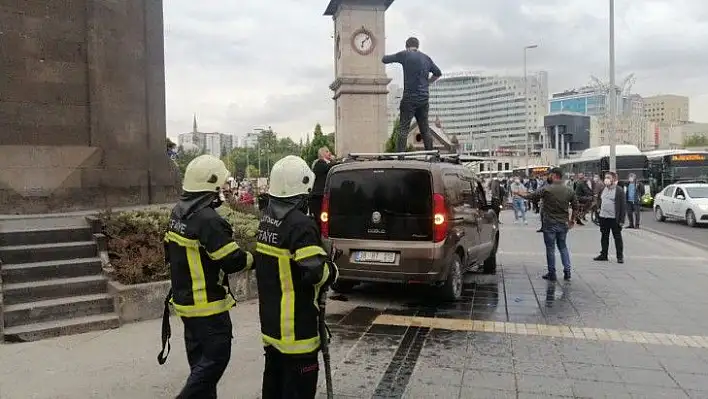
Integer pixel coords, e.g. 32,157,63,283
640,225,708,252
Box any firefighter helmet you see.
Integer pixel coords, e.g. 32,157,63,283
268,155,315,198
182,154,231,193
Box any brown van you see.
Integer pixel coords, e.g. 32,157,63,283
319,151,499,300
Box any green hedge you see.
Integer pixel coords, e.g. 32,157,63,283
99,206,259,285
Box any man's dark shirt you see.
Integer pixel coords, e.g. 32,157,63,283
574,179,593,200
528,182,579,226
311,158,333,196
382,50,441,101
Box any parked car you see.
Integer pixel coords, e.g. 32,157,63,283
319,151,499,300
653,183,708,227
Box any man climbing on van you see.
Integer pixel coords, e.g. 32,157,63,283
382,37,442,152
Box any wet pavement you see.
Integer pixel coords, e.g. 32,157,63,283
639,208,708,251
2,210,708,398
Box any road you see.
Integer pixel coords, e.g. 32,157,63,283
638,208,708,251
3,211,708,398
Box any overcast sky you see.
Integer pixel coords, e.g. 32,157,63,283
163,0,708,141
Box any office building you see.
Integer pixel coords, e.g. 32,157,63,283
240,128,269,149
549,85,649,149
177,115,234,157
643,94,690,124
428,71,549,154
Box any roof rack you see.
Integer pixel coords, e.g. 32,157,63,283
346,150,463,164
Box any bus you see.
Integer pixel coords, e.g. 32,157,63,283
511,165,554,178
645,149,708,194
559,145,649,183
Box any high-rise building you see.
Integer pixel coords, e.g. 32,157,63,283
239,128,268,149
549,84,650,149
428,71,549,154
643,94,689,124
177,114,234,157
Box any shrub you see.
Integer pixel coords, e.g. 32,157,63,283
99,205,259,285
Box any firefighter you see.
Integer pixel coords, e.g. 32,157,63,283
254,155,339,399
160,154,254,399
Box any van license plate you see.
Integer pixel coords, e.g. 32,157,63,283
354,251,396,263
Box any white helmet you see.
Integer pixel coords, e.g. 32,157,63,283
182,154,230,193
268,155,315,198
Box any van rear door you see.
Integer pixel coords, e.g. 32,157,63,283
327,168,433,241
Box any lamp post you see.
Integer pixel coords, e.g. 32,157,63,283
523,44,538,175
608,0,617,172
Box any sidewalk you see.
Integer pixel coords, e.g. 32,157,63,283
2,210,708,398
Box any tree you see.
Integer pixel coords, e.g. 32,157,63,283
384,116,413,152
245,164,260,178
684,134,708,148
174,147,204,176
301,123,335,165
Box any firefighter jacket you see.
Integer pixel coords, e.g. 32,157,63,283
164,199,253,318
255,200,337,355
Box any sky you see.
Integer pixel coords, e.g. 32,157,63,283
163,0,708,142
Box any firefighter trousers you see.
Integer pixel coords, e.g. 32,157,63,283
176,312,233,399
262,346,319,399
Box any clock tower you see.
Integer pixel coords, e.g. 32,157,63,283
324,0,394,155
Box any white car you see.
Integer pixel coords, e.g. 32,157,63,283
653,183,708,227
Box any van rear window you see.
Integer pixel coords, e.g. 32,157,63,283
326,168,433,240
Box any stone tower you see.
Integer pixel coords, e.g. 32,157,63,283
0,0,180,214
324,0,394,156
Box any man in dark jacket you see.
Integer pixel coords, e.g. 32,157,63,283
574,173,594,225
309,146,336,223
382,37,442,152
625,173,645,228
522,168,579,281
594,171,627,263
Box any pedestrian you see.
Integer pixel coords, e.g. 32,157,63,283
254,155,339,399
574,173,593,225
510,176,528,224
489,174,503,221
522,167,579,281
625,173,645,228
310,146,337,223
594,171,627,264
160,154,254,399
382,36,442,152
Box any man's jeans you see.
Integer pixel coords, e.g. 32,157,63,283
397,98,433,152
512,197,526,222
542,222,571,274
627,201,641,227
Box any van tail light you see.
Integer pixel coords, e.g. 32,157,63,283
432,193,447,243
320,194,330,238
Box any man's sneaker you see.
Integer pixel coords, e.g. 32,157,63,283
564,271,571,281
542,273,557,281
593,255,608,261
617,258,624,264
524,220,528,225
576,220,585,226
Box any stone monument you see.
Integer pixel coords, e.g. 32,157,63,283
0,0,180,214
324,0,394,156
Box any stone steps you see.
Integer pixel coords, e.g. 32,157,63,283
2,314,120,343
1,257,103,284
3,275,108,305
0,241,97,264
1,217,119,342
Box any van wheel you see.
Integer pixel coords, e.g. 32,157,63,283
440,254,463,301
332,281,357,293
482,233,499,274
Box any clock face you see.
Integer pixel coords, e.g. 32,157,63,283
351,29,375,55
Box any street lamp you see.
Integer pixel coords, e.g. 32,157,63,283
608,0,617,172
523,44,538,175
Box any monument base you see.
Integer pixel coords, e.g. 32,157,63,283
0,145,179,214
